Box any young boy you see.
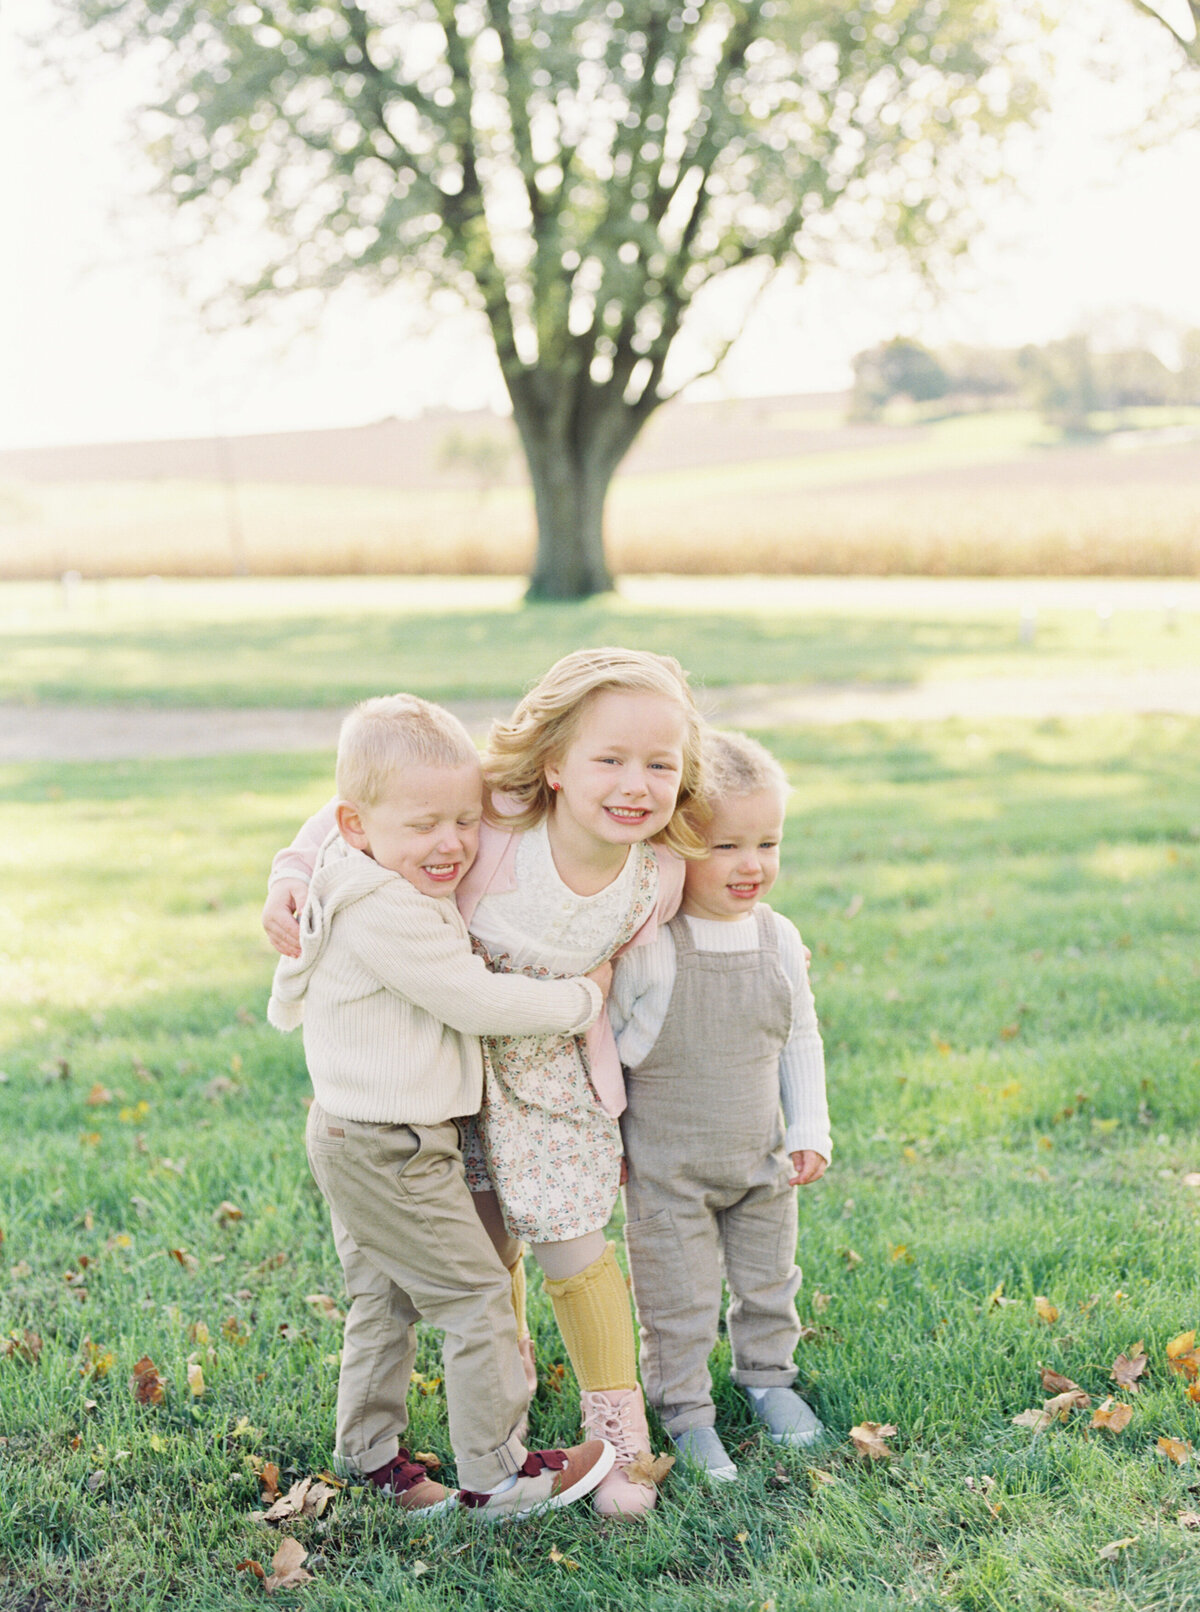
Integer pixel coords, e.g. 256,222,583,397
608,729,831,1482
267,693,614,1520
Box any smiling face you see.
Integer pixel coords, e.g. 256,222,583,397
681,787,786,922
544,689,687,860
337,762,483,898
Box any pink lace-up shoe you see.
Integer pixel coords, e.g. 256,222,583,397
579,1385,662,1518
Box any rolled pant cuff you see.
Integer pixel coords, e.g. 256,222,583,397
731,1367,797,1389
658,1406,718,1437
455,1429,528,1494
337,1434,402,1479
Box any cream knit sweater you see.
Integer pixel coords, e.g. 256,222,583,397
268,832,603,1125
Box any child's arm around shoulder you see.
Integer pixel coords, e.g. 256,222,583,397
343,878,604,1039
771,908,832,1185
262,799,338,957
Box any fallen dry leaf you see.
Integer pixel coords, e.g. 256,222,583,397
212,1201,243,1225
849,1422,897,1460
1111,1345,1148,1393
2,1329,43,1364
252,1474,339,1525
1033,1296,1059,1326
1178,1511,1200,1529
168,1248,199,1274
411,1451,441,1472
264,1536,312,1593
1012,1407,1054,1434
809,1468,837,1488
85,1083,113,1107
1169,1350,1200,1383
1043,1389,1091,1421
236,1560,266,1582
623,1450,675,1487
1098,1536,1138,1563
304,1293,344,1324
1091,1398,1133,1433
1040,1368,1083,1396
131,1355,165,1406
255,1461,282,1502
1167,1330,1197,1361
548,1546,581,1569
1158,1436,1193,1466
186,1361,205,1399
839,1247,862,1269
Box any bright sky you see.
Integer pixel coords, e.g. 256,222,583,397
2,1,1199,451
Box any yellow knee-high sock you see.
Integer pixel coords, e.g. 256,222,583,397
542,1243,637,1392
507,1248,529,1342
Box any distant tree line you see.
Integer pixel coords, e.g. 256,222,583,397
851,332,1200,432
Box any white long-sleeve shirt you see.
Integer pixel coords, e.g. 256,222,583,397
608,909,831,1161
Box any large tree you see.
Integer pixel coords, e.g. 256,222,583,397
1132,0,1200,60
59,0,1041,597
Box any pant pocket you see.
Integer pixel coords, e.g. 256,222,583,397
624,1207,691,1321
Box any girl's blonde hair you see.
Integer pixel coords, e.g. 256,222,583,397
336,693,478,807
483,647,707,858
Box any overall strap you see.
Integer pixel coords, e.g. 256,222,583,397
753,904,778,953
666,910,697,961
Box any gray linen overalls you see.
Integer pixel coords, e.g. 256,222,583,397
621,907,803,1436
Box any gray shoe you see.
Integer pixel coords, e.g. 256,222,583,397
745,1386,825,1448
671,1425,738,1482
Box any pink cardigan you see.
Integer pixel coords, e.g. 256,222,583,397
271,799,685,1116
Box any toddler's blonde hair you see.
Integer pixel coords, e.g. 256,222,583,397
336,694,479,807
700,729,790,806
484,647,707,858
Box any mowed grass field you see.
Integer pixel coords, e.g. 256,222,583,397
2,407,1200,581
3,575,1199,711
3,702,1200,1610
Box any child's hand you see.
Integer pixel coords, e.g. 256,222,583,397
789,1150,827,1186
588,960,614,999
262,880,308,958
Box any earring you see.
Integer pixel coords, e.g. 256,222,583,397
550,782,561,792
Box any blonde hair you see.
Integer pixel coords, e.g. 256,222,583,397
336,694,479,807
483,647,707,858
700,729,790,806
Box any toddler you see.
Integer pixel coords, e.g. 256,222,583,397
609,729,831,1481
267,693,614,1520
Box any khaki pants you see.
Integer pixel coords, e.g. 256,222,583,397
305,1101,529,1491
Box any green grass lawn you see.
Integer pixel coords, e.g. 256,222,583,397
3,712,1200,1609
2,576,1197,708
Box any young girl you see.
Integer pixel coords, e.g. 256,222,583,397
263,648,705,1517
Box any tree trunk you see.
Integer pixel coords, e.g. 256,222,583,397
508,375,637,601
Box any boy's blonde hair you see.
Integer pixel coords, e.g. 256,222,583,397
700,729,790,807
483,647,707,858
336,694,479,807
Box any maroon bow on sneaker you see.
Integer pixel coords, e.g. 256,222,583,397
364,1448,454,1513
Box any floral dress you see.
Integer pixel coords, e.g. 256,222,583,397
463,827,659,1242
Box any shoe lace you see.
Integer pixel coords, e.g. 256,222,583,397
585,1395,644,1463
